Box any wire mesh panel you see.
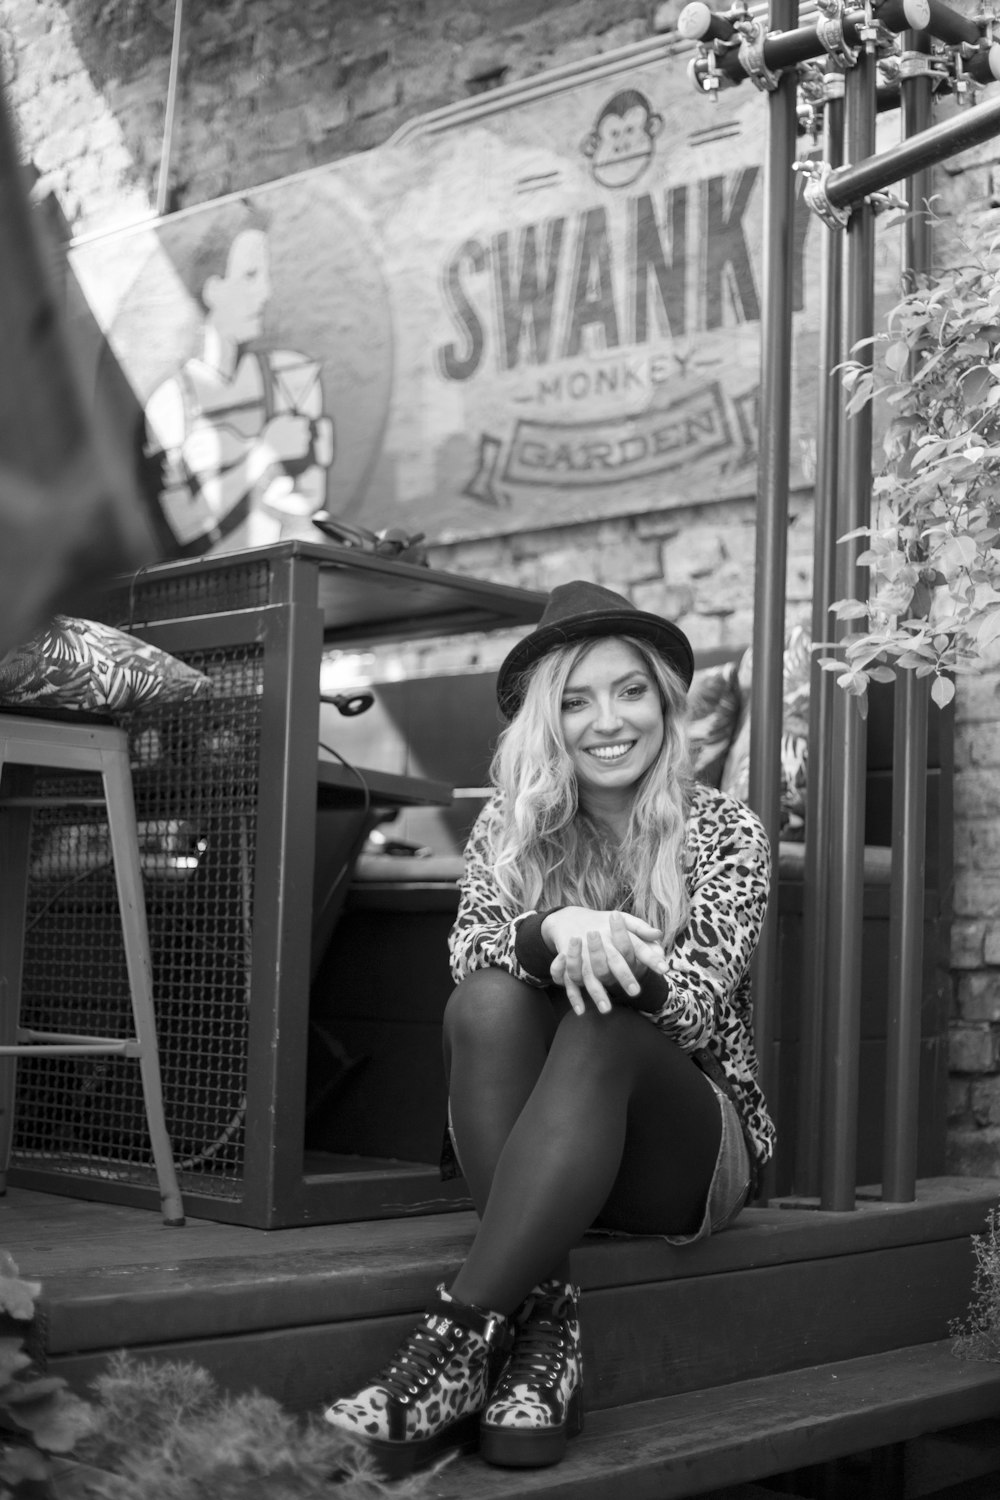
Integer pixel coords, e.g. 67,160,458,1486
7,549,528,1225
100,558,274,628
12,643,262,1201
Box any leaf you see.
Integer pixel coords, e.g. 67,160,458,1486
884,340,910,375
846,386,874,416
961,367,993,406
2,1375,68,1406
931,675,956,707
0,1445,52,1484
840,670,870,697
867,665,898,683
974,608,1000,647
831,599,871,620
0,1336,32,1384
939,534,980,571
875,583,917,615
0,1388,92,1453
899,645,941,669
0,1270,41,1321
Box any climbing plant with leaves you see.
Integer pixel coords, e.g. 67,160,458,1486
830,213,1000,711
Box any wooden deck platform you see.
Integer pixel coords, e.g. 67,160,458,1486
4,1176,999,1496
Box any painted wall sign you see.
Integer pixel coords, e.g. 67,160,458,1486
68,42,903,553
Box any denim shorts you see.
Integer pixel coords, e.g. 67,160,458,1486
660,1077,752,1245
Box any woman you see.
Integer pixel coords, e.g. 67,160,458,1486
323,579,774,1478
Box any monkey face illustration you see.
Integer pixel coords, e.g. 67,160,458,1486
582,90,663,189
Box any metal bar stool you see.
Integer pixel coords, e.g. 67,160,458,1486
0,713,185,1225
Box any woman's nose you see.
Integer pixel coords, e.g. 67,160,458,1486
594,698,623,731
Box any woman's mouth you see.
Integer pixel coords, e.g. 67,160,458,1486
586,741,635,763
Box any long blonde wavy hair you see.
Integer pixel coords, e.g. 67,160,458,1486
489,635,693,947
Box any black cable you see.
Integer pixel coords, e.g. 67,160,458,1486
317,740,373,903
124,563,154,633
318,739,372,817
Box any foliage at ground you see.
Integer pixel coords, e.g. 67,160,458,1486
66,1353,427,1499
1,1252,425,1499
952,1206,1000,1364
0,1251,91,1496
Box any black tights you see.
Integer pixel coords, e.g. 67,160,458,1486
442,968,722,1315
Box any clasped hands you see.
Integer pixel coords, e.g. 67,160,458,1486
540,907,669,1017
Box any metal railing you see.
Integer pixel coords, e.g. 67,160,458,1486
691,0,1000,1206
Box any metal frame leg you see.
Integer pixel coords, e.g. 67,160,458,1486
102,740,185,1225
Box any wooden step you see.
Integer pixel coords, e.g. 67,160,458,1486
10,1177,996,1418
421,1341,1000,1500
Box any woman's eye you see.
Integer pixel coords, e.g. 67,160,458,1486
622,682,647,699
562,696,586,712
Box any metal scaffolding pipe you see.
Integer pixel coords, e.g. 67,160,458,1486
884,672,931,1195
821,45,876,1212
764,8,914,69
748,0,800,1204
681,0,937,88
679,0,923,49
797,72,845,1198
922,0,981,48
882,28,933,1203
825,88,1000,208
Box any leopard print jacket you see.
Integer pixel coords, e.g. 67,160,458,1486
447,782,776,1168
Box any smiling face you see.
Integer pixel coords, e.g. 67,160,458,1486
588,97,659,189
560,638,665,817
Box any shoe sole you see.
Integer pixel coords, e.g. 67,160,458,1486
358,1410,482,1481
479,1388,584,1469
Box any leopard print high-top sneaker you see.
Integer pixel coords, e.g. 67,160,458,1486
322,1285,505,1479
479,1277,583,1468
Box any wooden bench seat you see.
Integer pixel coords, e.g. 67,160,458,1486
424,1341,1000,1500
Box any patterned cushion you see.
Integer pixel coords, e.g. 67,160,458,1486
0,615,211,716
779,729,808,841
719,623,812,841
781,622,812,740
686,659,742,789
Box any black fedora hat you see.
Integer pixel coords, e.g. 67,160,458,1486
496,580,694,720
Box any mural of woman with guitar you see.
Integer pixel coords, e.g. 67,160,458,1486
145,204,335,556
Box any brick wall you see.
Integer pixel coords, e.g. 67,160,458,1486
3,0,1000,1180
949,670,1000,1175
0,0,650,233
350,496,815,683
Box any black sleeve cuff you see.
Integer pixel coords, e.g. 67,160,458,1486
513,909,563,981
620,968,669,1014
